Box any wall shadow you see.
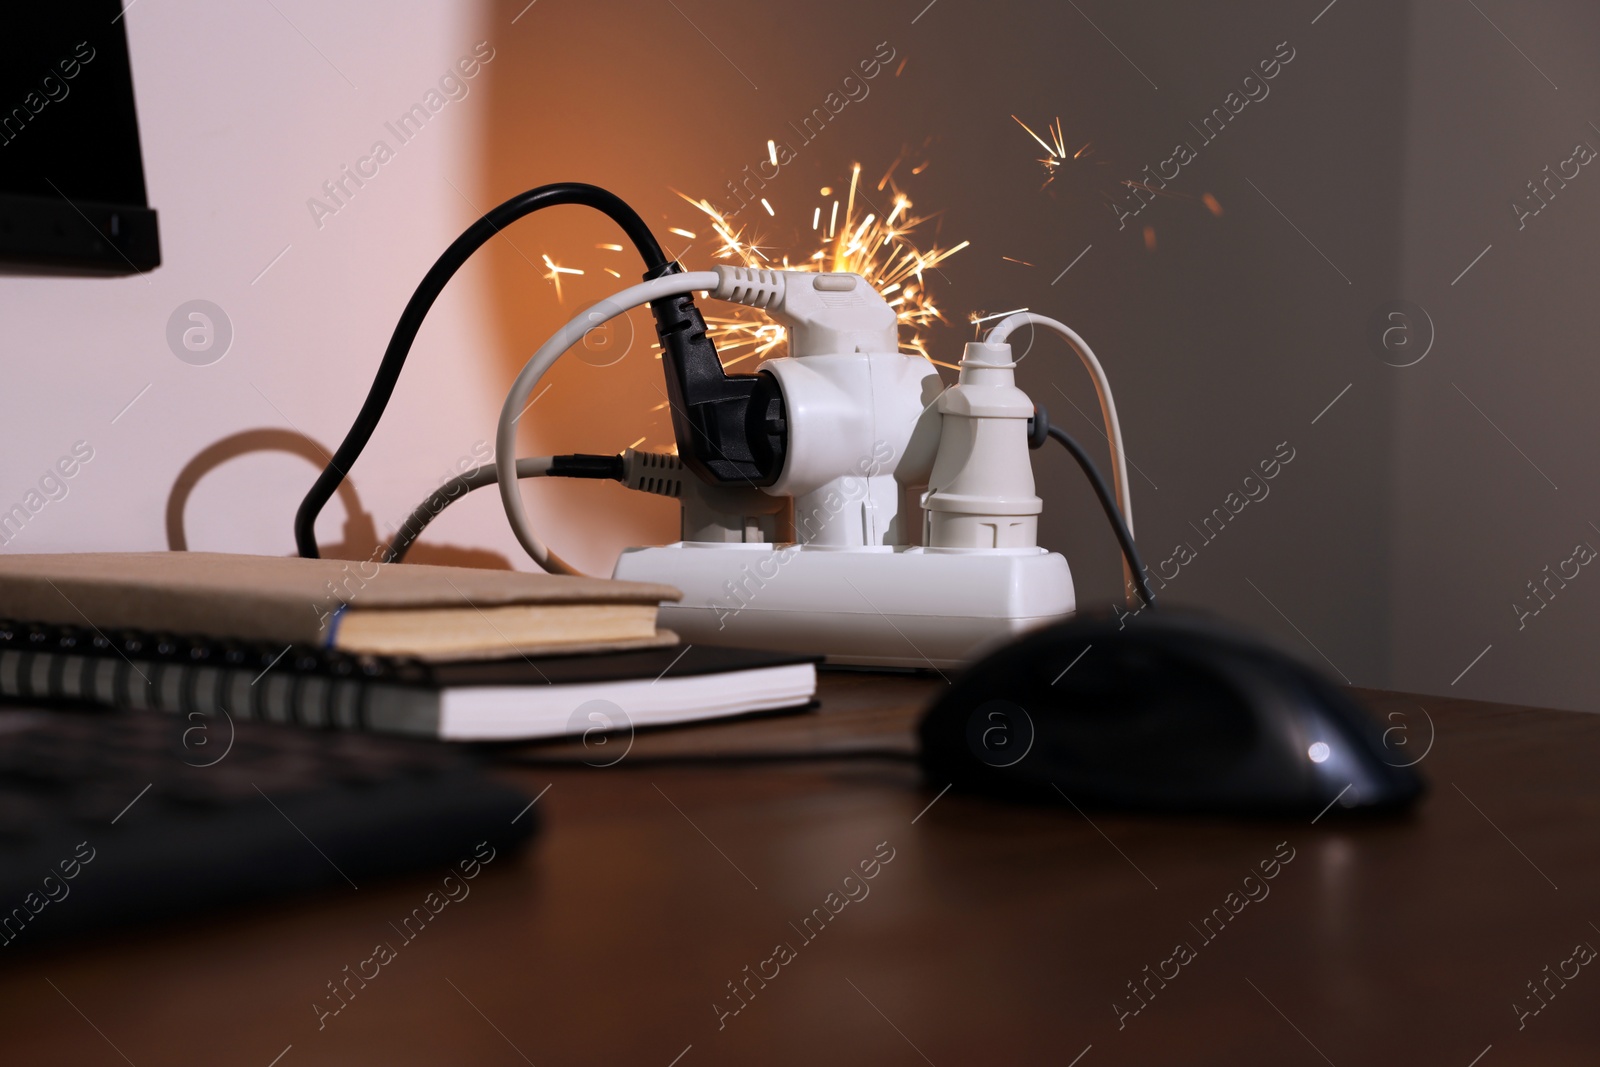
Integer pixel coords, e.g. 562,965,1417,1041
167,428,510,569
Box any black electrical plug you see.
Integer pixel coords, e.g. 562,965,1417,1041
644,261,782,485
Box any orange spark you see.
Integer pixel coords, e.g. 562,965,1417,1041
541,253,583,300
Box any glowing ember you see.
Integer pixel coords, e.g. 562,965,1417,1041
1015,113,1218,240
1012,115,1091,189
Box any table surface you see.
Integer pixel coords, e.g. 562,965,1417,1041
2,672,1597,1065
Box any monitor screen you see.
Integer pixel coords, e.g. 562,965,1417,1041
0,1,159,275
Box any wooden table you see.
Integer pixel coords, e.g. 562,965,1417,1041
2,674,1597,1065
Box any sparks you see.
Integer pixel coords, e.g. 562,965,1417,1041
668,227,697,239
1013,114,1072,188
1013,113,1215,231
971,306,1029,326
674,160,970,363
767,139,778,166
849,214,875,246
541,253,583,300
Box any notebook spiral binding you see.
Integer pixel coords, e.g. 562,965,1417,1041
0,620,426,730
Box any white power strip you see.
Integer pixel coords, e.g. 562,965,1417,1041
615,543,1074,668
498,264,1131,668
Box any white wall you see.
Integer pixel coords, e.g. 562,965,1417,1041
0,1,534,568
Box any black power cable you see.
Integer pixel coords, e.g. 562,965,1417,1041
1036,415,1156,608
294,183,669,559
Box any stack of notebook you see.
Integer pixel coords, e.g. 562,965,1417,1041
0,552,817,740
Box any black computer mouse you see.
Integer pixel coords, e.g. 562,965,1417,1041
918,610,1425,816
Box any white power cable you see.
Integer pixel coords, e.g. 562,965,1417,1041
985,312,1136,596
496,271,720,573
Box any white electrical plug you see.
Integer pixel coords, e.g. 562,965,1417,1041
712,265,898,357
921,340,1043,550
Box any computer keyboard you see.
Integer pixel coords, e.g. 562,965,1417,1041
0,704,537,950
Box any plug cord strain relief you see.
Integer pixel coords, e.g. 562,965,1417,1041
712,265,785,309
620,449,687,498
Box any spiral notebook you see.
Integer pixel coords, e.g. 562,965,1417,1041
0,622,818,741
0,553,817,740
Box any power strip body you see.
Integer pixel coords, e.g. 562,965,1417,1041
611,267,1085,667
613,543,1074,668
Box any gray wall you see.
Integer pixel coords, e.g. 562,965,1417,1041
925,0,1410,689
1395,0,1600,711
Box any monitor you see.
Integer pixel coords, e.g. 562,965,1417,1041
0,1,159,275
